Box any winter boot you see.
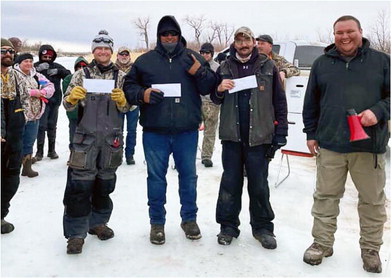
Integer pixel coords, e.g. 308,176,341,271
1,219,15,234
150,224,165,245
181,221,202,240
47,141,59,159
303,242,334,265
126,155,135,165
201,158,213,167
88,224,114,240
253,230,277,249
361,249,382,273
217,232,234,245
34,144,44,162
67,238,84,254
21,154,39,177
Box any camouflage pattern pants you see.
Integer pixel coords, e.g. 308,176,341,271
201,101,220,160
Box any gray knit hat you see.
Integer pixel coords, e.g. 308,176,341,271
91,30,114,53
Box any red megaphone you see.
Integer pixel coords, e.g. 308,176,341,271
347,109,370,142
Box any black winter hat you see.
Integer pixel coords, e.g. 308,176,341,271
200,43,214,54
15,53,33,64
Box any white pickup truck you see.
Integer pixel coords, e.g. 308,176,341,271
214,40,327,153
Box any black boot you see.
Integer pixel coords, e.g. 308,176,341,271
48,141,59,159
34,144,44,162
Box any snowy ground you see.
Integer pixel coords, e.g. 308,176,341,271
1,57,390,278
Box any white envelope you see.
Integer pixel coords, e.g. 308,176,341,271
84,79,115,93
151,83,181,97
228,75,258,94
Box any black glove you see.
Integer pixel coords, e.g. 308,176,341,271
141,88,164,104
265,135,287,160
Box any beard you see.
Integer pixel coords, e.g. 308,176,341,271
1,57,13,67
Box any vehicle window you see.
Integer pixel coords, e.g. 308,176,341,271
272,45,280,53
294,46,324,69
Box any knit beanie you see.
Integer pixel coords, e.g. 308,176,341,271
1,38,14,48
91,30,114,53
15,53,33,64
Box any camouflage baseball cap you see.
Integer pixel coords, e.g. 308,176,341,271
234,26,254,39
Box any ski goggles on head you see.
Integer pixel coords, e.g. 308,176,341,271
93,37,113,44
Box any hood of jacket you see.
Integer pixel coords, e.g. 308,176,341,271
155,15,187,56
38,44,57,62
324,37,370,58
74,56,89,70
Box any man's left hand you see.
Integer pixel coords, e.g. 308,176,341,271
187,53,201,75
358,109,378,127
111,88,127,107
265,135,287,160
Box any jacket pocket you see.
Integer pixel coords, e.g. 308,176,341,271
103,134,123,169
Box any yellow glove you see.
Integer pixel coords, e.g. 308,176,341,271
111,88,127,107
66,86,87,105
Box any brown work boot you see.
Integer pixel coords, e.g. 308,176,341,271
88,224,114,240
21,154,39,177
150,224,165,245
361,249,382,273
303,242,333,265
67,238,84,254
181,221,202,240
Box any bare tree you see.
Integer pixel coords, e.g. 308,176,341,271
184,15,206,46
134,17,150,50
367,10,390,53
222,24,235,46
205,21,220,43
316,27,334,44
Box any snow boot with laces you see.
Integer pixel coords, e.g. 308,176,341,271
303,242,333,265
67,238,84,254
88,224,114,240
150,224,165,245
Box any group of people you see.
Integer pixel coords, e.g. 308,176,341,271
1,14,389,274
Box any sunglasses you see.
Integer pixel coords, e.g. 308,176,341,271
200,51,211,55
118,52,129,56
1,49,15,55
42,55,53,59
161,31,179,37
93,37,113,44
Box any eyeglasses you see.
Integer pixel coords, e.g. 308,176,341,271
161,31,179,37
1,49,15,55
93,37,113,44
118,52,129,56
42,55,53,59
200,51,211,55
234,38,253,45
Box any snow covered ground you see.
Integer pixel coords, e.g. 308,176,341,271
1,57,390,278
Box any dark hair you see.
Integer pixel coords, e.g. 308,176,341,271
333,15,362,31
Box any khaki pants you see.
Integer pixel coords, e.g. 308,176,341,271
201,101,220,160
311,148,387,251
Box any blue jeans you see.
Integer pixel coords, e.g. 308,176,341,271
23,120,39,156
122,107,139,158
143,130,199,225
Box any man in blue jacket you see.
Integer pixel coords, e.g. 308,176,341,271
211,27,288,249
302,15,390,273
124,15,218,245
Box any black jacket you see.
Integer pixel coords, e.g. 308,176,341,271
123,16,218,134
303,38,390,153
34,45,71,106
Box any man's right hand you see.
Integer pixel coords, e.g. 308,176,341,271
217,79,235,92
35,62,50,72
66,86,87,105
306,140,319,155
143,88,164,104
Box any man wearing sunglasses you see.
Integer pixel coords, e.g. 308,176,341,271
34,45,71,162
124,15,219,245
1,38,25,234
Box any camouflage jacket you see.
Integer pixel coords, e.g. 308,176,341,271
1,68,18,100
271,52,300,78
63,63,129,113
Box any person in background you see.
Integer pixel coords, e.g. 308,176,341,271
62,56,88,151
8,37,22,62
211,27,288,248
302,15,390,274
34,45,71,161
1,38,25,233
13,53,54,177
62,30,129,254
123,15,219,245
199,42,220,168
115,46,139,165
256,34,300,82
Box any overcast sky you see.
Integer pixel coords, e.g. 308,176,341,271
1,0,390,52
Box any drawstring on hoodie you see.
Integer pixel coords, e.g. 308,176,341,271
373,154,378,169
